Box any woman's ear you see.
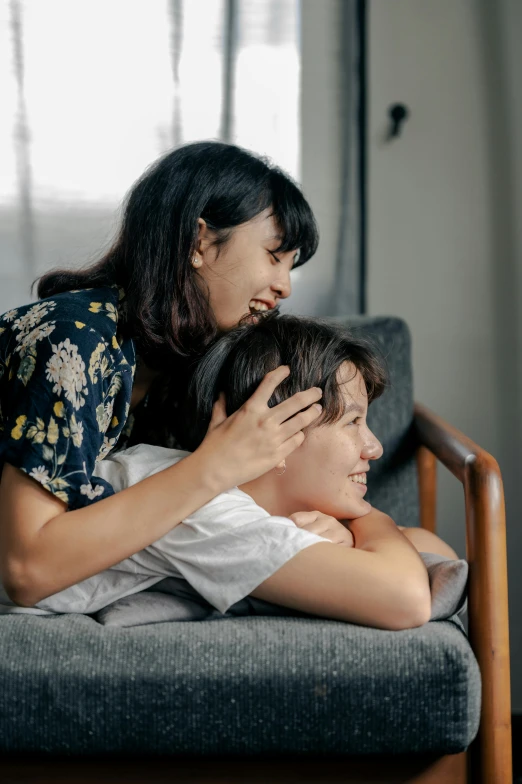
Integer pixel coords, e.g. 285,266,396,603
196,217,212,257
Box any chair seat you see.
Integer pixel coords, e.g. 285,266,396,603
0,613,480,756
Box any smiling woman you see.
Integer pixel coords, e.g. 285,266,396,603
0,141,322,608
37,142,318,366
192,208,300,329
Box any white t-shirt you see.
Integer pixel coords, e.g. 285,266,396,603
0,444,327,616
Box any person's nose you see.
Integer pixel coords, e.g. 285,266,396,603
362,429,384,461
271,267,292,300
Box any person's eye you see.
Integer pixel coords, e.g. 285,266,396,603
268,250,281,263
346,418,362,427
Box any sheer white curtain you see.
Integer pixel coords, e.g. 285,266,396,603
0,0,301,313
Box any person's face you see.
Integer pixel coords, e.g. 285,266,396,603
282,364,384,519
194,209,299,330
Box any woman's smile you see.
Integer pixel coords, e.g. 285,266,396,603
349,481,368,495
249,298,274,313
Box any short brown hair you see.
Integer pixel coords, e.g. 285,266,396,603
179,312,388,451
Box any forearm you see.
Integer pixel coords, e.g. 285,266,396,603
4,450,223,606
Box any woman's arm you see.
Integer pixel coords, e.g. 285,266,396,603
250,509,431,630
0,368,323,607
0,455,223,607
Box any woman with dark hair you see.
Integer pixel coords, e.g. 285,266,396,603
0,142,323,608
0,314,457,629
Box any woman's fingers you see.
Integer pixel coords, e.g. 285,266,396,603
246,366,323,421
279,403,323,442
277,429,306,459
247,365,292,406
289,511,355,547
289,511,318,527
197,368,323,489
270,387,323,425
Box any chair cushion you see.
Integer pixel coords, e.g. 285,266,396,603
335,315,420,528
0,613,480,755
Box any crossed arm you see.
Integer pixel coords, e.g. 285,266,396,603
288,509,459,560
251,508,459,631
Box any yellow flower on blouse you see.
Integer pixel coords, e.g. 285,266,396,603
47,416,59,445
11,414,27,440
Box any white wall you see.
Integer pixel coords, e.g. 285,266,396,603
367,0,522,711
286,0,344,316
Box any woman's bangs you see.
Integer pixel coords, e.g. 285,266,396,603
269,175,319,266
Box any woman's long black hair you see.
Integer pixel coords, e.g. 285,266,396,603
36,141,319,369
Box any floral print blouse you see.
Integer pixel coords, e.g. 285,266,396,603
0,286,136,509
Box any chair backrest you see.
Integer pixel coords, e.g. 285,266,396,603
331,315,420,528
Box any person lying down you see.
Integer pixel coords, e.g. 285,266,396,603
0,314,461,630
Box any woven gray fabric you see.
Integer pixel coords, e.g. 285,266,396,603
333,315,420,528
0,613,480,755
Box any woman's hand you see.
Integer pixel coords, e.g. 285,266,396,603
195,365,323,491
289,511,355,547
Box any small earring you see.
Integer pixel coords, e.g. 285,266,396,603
192,255,202,268
275,460,286,476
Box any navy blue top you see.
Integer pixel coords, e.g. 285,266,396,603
0,286,137,509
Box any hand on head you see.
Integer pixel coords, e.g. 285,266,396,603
198,364,323,490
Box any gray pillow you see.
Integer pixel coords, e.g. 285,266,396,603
93,577,221,626
93,553,468,628
420,551,468,620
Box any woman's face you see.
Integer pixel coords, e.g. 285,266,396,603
280,363,384,519
194,208,300,329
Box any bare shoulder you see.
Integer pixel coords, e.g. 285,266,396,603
398,526,459,560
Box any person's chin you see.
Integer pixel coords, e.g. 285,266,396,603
344,498,372,518
328,498,372,520
358,498,373,514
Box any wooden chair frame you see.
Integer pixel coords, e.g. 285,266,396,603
414,402,512,784
0,404,512,784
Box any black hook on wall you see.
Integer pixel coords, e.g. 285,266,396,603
387,103,410,140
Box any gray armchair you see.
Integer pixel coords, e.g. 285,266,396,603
0,316,511,784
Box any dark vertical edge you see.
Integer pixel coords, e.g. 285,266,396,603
356,0,368,314
221,0,238,143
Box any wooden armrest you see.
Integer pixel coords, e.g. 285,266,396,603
414,402,512,784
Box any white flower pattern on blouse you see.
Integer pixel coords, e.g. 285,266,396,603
0,286,136,509
13,302,56,339
46,337,88,411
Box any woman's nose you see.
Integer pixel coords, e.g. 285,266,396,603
271,268,292,300
363,431,384,461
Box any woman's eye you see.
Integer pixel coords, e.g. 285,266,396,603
268,250,281,263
